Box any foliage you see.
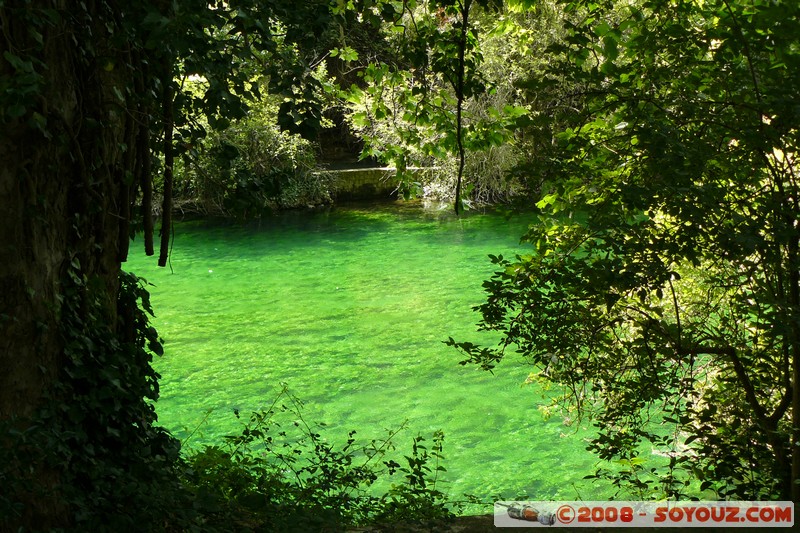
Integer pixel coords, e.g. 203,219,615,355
181,385,454,531
342,0,531,207
0,270,193,531
450,0,800,500
175,89,332,219
144,0,345,246
480,0,587,205
375,431,452,523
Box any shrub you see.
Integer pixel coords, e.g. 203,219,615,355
177,96,331,219
180,385,455,532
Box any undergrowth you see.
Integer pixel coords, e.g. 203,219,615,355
0,271,479,532
177,384,467,532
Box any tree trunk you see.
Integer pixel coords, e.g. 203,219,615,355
0,1,154,526
0,0,137,412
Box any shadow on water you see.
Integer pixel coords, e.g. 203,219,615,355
169,200,530,257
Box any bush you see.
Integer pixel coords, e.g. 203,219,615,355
0,271,195,532
179,384,456,532
177,97,332,219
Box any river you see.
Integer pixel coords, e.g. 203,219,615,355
124,202,608,513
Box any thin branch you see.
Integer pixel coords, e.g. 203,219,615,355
678,344,767,422
453,0,471,215
158,70,174,267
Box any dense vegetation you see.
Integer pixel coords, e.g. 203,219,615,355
451,0,800,502
1,0,798,530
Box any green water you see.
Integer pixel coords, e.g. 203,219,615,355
125,202,609,512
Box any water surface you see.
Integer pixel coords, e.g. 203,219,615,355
125,202,608,512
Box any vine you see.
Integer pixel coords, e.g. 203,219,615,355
0,268,187,530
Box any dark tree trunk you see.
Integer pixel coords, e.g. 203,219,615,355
0,1,161,527
1,0,127,418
